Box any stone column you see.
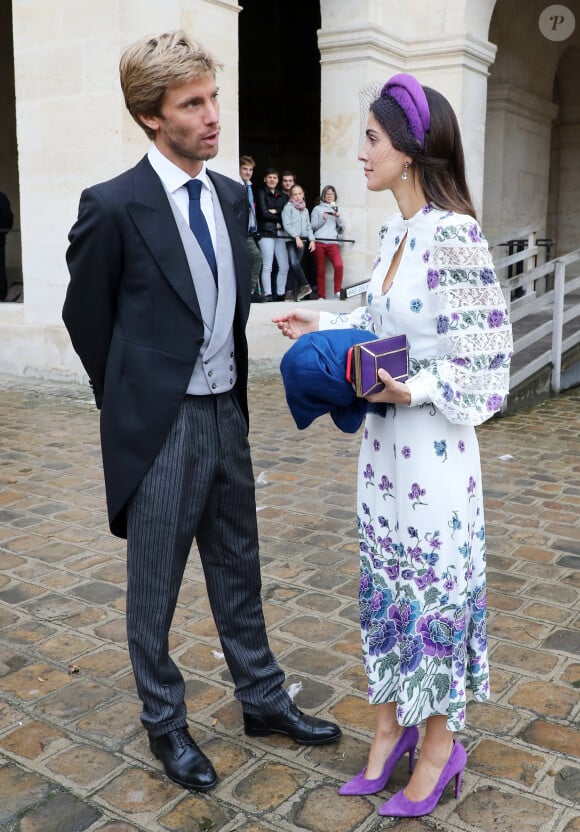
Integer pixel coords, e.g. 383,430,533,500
483,84,558,240
3,0,240,380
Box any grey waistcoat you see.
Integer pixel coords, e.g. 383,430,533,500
167,185,238,396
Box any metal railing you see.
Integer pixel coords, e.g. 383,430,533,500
489,225,580,395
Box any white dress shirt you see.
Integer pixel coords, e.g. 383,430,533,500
147,144,217,249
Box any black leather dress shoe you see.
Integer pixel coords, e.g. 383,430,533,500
149,727,218,791
243,703,341,745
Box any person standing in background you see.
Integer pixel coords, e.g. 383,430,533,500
281,183,314,301
239,155,263,302
281,170,296,198
256,168,290,301
310,185,344,299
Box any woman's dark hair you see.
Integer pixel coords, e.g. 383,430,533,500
321,185,338,202
370,87,476,219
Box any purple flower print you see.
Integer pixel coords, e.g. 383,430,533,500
362,521,375,543
423,250,431,264
402,446,411,459
407,544,423,561
407,526,419,538
486,393,503,412
473,618,488,650
408,482,427,508
359,571,371,595
444,577,455,592
426,268,439,288
378,475,394,498
426,531,442,550
458,440,465,453
368,618,398,656
373,438,380,451
414,566,439,590
377,534,393,553
489,352,505,370
423,204,433,214
364,427,368,439
385,562,399,580
467,476,477,498
417,613,453,659
370,589,385,613
468,223,481,243
363,463,374,485
451,312,460,321
454,606,467,633
437,315,450,334
452,357,468,366
480,268,495,285
487,309,504,328
442,383,454,402
400,634,424,674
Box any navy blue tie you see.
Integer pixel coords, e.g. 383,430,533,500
185,179,217,283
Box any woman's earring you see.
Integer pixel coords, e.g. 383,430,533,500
402,161,409,181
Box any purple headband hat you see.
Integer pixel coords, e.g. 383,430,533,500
381,73,430,148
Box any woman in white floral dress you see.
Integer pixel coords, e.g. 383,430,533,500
274,74,512,817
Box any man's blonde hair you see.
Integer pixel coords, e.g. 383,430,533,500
119,31,222,139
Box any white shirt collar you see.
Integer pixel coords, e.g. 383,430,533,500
147,144,211,194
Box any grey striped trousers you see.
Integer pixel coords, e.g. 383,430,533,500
126,391,289,737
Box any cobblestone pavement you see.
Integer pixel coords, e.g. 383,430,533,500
0,373,578,832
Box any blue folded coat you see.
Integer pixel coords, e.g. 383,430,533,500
280,329,378,433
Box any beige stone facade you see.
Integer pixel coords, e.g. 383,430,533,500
0,0,578,379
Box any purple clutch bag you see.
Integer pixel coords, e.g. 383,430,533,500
347,334,409,397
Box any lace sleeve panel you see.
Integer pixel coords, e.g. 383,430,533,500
407,219,513,426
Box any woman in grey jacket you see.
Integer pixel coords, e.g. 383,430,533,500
281,184,315,301
310,185,344,299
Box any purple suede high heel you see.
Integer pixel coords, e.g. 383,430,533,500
338,725,419,796
378,739,467,817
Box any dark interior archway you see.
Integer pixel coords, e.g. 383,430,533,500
0,1,22,301
238,0,321,207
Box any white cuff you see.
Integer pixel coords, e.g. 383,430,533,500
405,371,435,407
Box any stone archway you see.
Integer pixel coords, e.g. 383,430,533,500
483,0,579,252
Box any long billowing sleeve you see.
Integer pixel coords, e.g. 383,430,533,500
318,208,512,427
404,219,512,425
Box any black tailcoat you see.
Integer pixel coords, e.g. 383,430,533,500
63,157,251,538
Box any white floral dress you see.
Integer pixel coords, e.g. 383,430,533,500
319,204,512,731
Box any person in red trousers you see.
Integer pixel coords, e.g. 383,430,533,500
310,185,344,299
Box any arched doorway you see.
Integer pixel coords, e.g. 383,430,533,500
238,0,322,205
483,0,579,257
0,1,22,302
